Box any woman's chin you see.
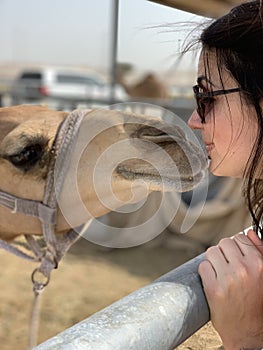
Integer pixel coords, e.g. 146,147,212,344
208,159,225,176
209,160,243,178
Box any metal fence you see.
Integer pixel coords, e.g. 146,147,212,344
34,253,209,350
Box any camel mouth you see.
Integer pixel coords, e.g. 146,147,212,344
115,164,207,193
115,124,208,193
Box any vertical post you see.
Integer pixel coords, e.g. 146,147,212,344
110,0,119,103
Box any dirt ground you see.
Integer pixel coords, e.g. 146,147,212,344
0,237,223,350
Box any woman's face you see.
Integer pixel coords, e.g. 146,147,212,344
188,50,258,178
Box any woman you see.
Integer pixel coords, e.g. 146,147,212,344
187,1,263,349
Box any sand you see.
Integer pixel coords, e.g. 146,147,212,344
0,237,223,350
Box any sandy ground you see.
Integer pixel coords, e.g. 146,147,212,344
0,237,223,350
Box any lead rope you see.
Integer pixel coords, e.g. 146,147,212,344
28,110,87,349
28,230,81,349
29,271,50,350
29,289,43,350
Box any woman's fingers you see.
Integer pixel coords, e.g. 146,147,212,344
209,231,263,267
247,229,263,254
198,259,217,282
199,230,263,299
199,230,263,287
218,236,244,261
203,244,233,278
198,230,263,348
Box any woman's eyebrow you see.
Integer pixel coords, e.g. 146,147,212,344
197,76,215,87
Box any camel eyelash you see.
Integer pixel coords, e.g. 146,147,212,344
2,135,49,172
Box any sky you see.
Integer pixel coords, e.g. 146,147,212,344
0,0,206,74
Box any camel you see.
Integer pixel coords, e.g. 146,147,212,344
117,72,169,99
0,103,209,286
0,104,207,243
0,104,208,347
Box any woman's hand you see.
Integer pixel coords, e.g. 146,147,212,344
199,230,263,350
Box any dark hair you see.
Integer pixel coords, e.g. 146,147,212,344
197,0,263,237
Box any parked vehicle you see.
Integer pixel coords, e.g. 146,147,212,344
10,67,128,108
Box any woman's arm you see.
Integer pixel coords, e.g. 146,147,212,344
199,230,263,350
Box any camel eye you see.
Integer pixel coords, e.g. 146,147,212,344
7,144,44,171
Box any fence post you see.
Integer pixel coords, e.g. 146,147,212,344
34,252,209,350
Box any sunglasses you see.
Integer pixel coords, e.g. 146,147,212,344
193,85,241,123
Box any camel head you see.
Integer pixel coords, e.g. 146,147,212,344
0,105,207,240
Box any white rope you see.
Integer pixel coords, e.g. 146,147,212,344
28,276,48,350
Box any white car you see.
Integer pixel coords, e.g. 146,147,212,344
10,67,128,108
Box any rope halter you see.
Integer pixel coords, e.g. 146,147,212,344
0,108,88,284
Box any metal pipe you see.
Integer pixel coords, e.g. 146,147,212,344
34,253,210,350
109,0,119,103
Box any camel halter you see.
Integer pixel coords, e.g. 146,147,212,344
0,108,88,348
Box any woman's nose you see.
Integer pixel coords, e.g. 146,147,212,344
188,110,203,130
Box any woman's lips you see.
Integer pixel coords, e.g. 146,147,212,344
205,143,214,154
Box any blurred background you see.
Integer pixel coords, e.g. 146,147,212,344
0,0,205,115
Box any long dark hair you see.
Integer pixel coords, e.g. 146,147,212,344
196,0,263,236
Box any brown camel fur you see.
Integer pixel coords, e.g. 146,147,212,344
0,105,207,241
117,72,168,99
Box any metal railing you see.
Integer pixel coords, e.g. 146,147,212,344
34,253,209,350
